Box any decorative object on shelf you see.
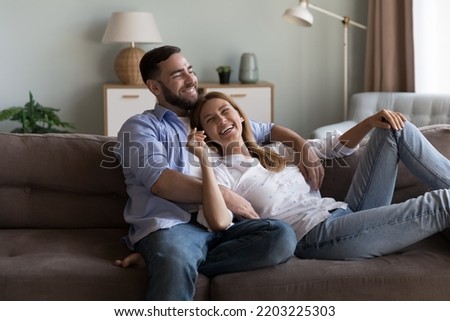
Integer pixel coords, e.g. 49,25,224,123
239,52,259,83
283,0,366,119
0,92,74,133
102,12,162,85
216,65,232,84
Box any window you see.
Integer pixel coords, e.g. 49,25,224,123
414,0,450,93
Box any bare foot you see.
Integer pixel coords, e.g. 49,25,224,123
114,252,144,268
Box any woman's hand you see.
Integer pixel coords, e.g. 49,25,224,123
366,109,407,131
189,129,236,231
339,109,407,148
187,127,208,159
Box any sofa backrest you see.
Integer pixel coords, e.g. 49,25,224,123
320,124,450,204
349,92,450,127
0,133,128,229
310,92,450,139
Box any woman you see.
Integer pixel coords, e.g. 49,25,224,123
188,91,450,260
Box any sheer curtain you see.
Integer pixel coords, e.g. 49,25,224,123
414,1,450,93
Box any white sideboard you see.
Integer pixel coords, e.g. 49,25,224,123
103,82,274,136
103,84,156,136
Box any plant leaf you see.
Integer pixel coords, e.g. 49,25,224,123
1,91,75,133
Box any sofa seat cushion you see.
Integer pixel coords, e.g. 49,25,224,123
0,228,147,300
0,228,210,300
210,234,450,300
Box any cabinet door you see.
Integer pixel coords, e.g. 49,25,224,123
104,87,156,136
202,86,272,123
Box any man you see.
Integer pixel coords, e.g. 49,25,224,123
116,45,321,300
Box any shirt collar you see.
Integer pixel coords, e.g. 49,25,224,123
154,103,178,121
154,103,190,132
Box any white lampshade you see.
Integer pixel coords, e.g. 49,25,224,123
282,0,314,27
102,12,162,85
102,12,162,45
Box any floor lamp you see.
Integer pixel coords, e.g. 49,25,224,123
283,0,366,120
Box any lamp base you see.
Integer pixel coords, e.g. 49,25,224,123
114,47,145,85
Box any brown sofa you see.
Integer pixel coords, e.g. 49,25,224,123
1,125,450,300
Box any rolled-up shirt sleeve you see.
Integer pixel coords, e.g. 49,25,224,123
250,120,274,143
308,129,358,159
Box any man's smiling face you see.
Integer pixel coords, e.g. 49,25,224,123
154,53,198,113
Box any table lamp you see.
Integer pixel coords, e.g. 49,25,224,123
102,11,162,85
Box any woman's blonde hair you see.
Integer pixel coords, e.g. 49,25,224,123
190,91,286,172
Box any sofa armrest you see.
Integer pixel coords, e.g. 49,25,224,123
310,120,357,139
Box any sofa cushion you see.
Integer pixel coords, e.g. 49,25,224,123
210,234,450,300
0,227,209,300
0,228,146,300
0,133,128,229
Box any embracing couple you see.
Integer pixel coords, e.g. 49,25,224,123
115,45,450,300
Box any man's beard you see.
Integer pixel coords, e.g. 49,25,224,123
158,81,198,111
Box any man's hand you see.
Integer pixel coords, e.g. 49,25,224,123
219,186,260,220
297,143,324,191
269,124,324,191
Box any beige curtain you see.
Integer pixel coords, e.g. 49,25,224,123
364,0,415,92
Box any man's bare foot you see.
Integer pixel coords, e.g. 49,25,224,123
114,252,144,268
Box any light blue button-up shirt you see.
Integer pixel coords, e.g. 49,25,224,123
116,103,274,249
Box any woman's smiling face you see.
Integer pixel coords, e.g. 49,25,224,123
199,98,245,153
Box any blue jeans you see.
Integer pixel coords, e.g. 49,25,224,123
135,218,296,300
296,122,450,260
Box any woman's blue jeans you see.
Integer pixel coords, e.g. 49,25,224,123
296,122,450,260
135,218,296,300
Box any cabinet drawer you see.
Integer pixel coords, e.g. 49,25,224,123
104,87,156,136
201,85,273,123
104,82,273,136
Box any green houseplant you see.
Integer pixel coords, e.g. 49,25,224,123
0,92,74,133
216,65,232,84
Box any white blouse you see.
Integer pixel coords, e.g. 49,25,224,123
195,130,358,239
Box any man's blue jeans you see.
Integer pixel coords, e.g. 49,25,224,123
135,218,296,300
297,122,450,260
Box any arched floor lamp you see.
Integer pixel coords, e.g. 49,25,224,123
283,0,366,119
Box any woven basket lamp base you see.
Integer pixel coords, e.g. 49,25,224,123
114,47,145,85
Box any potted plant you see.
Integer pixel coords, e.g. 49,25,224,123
216,65,232,84
0,91,74,133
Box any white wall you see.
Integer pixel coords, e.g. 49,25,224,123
0,0,367,137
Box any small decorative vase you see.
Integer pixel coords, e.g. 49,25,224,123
239,52,259,83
